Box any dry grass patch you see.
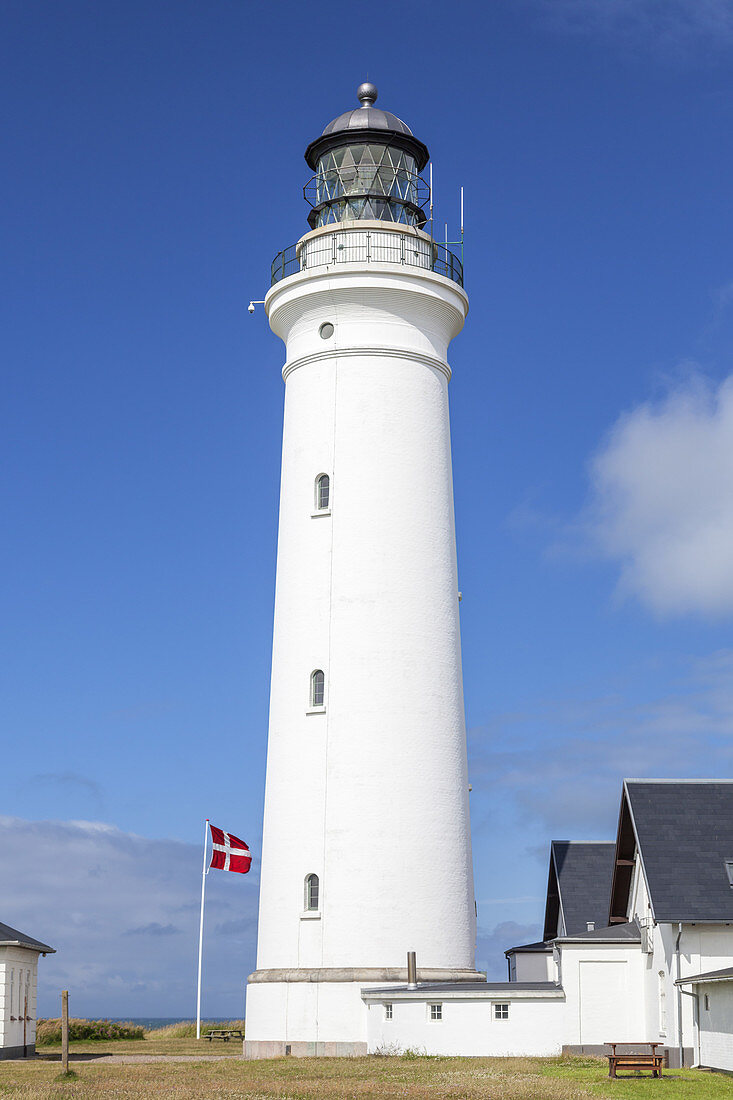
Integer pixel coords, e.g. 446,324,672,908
0,1053,731,1099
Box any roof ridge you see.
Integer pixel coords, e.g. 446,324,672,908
625,777,733,784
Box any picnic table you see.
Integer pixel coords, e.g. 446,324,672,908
205,1029,244,1042
607,1042,664,1078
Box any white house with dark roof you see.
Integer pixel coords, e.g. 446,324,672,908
603,779,733,1067
506,840,615,982
0,921,54,1059
361,779,733,1063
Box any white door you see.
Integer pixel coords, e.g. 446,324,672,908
578,961,630,1045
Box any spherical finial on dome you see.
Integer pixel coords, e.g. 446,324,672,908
357,82,378,107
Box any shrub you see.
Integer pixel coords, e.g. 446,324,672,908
36,1018,145,1045
144,1020,245,1039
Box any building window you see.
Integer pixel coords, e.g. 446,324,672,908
384,1003,393,1020
311,670,325,708
494,1003,509,1020
658,971,667,1036
315,474,330,511
705,994,710,1011
305,873,319,911
429,1003,442,1021
725,860,733,886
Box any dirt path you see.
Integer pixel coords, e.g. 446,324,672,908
30,1053,237,1064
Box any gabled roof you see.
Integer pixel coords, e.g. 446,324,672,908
555,920,640,944
609,780,733,924
676,966,733,985
505,940,553,957
0,920,55,953
543,841,616,940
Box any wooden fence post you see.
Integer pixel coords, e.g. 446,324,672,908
61,990,69,1074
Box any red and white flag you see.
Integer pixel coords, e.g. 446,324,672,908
209,824,251,874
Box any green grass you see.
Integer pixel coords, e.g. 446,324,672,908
1,1051,732,1099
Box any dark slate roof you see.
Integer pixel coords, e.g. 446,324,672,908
555,921,641,944
626,780,733,922
676,966,733,985
0,920,54,953
505,940,553,956
543,841,616,939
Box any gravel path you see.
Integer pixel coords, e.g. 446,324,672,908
29,1053,237,1064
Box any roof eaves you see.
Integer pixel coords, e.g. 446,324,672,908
553,843,568,937
504,941,553,957
625,780,660,926
0,938,55,953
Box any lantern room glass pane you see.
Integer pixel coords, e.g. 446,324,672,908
314,143,422,227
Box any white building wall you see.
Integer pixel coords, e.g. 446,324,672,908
0,948,39,1057
626,850,733,1063
365,995,566,1057
511,952,555,983
558,943,646,1048
697,981,733,1072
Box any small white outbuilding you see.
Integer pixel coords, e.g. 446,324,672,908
0,921,55,1059
676,967,733,1073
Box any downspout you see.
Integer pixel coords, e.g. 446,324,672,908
679,986,699,1067
675,923,684,1068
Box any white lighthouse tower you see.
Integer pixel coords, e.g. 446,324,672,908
245,83,482,1058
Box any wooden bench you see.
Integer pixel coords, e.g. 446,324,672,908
607,1042,664,1078
205,1029,244,1042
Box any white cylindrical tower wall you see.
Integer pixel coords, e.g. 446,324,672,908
246,230,479,1053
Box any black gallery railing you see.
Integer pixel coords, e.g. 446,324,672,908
270,228,463,288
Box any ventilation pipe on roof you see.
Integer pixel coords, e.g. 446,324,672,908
407,951,417,989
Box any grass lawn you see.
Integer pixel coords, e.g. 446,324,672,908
1,1050,733,1099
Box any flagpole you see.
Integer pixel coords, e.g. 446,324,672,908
196,818,209,1040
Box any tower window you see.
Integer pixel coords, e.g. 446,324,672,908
311,670,325,708
384,1003,393,1020
494,1003,509,1020
429,1003,442,1021
315,474,330,511
319,322,334,339
305,873,319,911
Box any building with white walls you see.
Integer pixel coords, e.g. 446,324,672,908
0,921,54,1059
245,83,482,1058
677,966,733,1072
358,780,733,1062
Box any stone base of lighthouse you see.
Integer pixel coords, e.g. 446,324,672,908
244,967,485,1058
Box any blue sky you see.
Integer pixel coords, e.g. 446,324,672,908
4,0,733,1015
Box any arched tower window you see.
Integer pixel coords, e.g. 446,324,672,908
311,670,325,707
315,473,330,511
305,873,320,911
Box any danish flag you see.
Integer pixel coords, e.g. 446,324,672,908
209,824,251,874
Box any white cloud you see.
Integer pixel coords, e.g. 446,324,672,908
585,372,733,616
469,648,733,837
0,818,258,1018
530,0,733,53
477,921,542,980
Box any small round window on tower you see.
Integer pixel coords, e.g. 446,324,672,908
319,322,334,340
